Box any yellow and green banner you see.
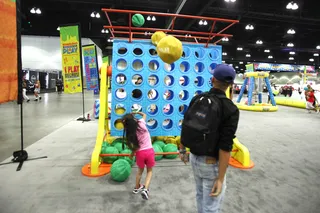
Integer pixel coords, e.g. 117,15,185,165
59,25,83,94
0,0,18,103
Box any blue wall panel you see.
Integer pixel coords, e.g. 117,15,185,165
111,39,222,136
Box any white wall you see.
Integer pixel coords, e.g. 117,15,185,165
21,35,103,71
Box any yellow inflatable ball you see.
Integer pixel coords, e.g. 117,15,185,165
156,136,165,141
164,136,177,145
157,35,183,64
151,31,166,46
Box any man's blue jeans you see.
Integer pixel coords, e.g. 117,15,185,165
190,153,227,213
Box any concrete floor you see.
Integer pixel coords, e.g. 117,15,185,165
0,94,320,213
0,92,96,162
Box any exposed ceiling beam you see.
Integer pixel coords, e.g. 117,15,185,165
166,0,188,29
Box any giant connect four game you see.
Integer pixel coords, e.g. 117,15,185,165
110,39,222,136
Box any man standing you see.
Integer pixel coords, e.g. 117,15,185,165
180,64,239,213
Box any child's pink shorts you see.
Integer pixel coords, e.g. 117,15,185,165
136,148,155,169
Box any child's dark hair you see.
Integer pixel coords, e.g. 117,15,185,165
122,113,141,151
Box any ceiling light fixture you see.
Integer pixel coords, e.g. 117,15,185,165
246,54,251,57
222,60,226,63
222,52,227,56
199,20,204,25
225,0,236,2
222,37,229,42
147,16,151,21
245,24,254,30
35,8,41,14
152,16,156,21
256,40,263,45
314,53,319,57
309,58,314,62
101,29,109,34
239,61,243,64
237,47,243,51
57,27,60,31
287,29,296,34
286,1,299,10
317,45,320,50
268,55,273,59
264,49,270,53
203,20,208,26
235,66,239,68
91,12,100,18
30,7,41,15
289,57,294,60
287,43,294,47
289,51,295,55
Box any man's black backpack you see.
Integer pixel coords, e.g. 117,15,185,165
181,92,225,155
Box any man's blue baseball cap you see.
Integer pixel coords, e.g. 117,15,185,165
210,64,236,83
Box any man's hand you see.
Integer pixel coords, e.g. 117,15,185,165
210,179,223,197
179,153,189,165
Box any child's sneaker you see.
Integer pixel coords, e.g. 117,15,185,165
141,189,149,200
133,184,144,194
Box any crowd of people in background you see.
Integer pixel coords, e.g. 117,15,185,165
22,76,64,103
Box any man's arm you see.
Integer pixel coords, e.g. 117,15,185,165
218,109,239,181
211,107,239,197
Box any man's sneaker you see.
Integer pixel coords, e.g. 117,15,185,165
133,184,144,194
39,97,42,100
141,189,149,200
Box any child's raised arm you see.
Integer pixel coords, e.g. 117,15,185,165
133,111,147,121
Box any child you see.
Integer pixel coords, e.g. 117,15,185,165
122,112,155,200
306,88,319,113
34,80,42,101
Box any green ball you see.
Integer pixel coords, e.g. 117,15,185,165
153,144,163,161
114,142,127,152
153,140,166,149
132,14,145,27
101,146,119,163
163,144,178,159
112,138,124,146
102,141,110,148
111,159,132,182
120,149,135,166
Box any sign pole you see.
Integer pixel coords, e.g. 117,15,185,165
0,0,47,170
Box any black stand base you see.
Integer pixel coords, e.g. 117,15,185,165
0,150,47,171
77,117,91,122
